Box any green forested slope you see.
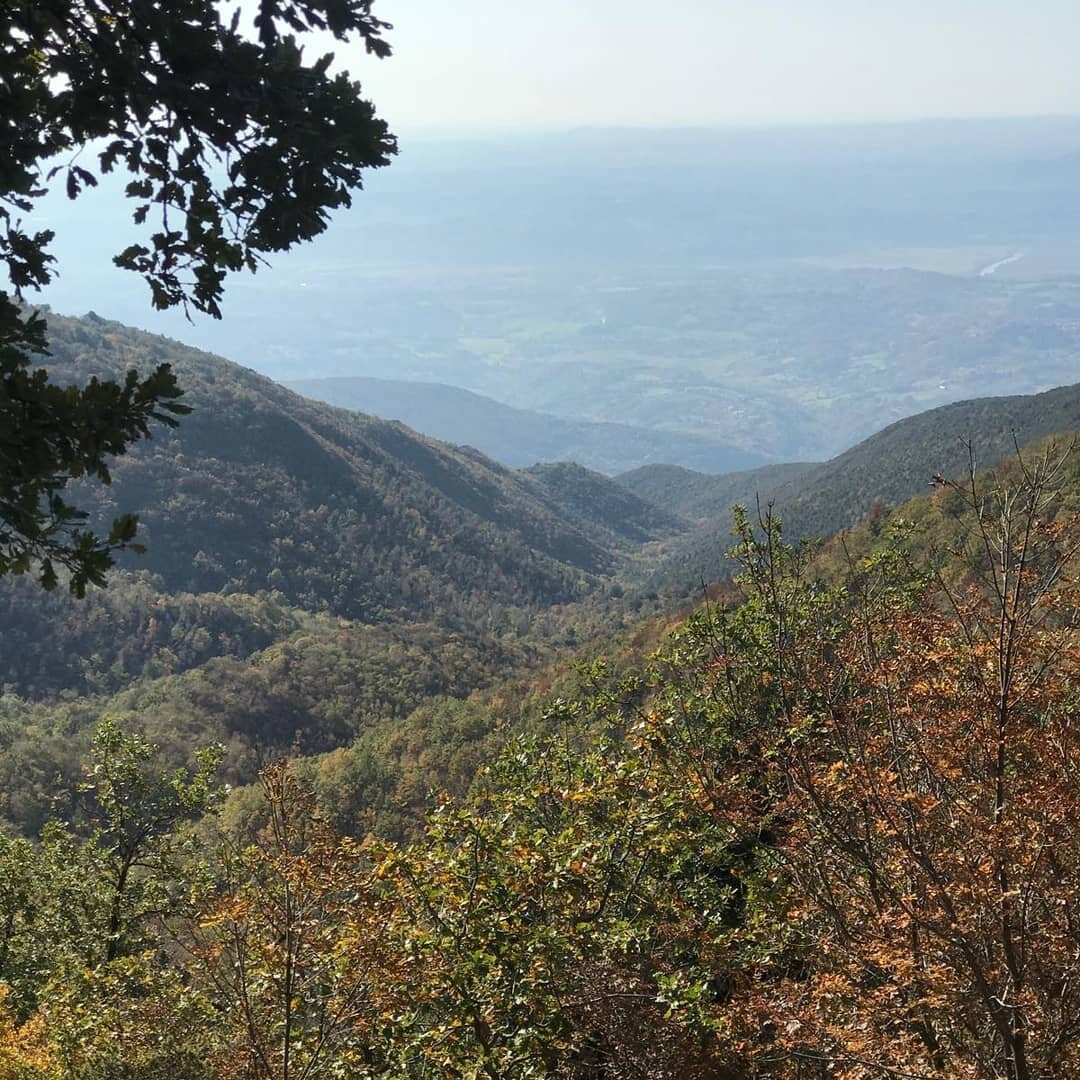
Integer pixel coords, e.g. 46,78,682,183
40,312,679,624
0,573,303,698
225,428,1080,845
0,611,546,834
634,381,1080,589
523,462,686,547
779,381,1080,533
0,312,688,833
616,461,815,521
7,310,1078,847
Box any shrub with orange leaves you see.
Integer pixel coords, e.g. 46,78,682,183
182,763,406,1080
713,443,1080,1079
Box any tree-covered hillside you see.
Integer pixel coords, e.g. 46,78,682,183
629,380,1080,590
616,461,815,521
37,312,680,623
2,428,1076,1079
0,607,547,834
0,312,686,834
523,462,686,548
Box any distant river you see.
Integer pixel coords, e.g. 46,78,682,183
978,252,1025,277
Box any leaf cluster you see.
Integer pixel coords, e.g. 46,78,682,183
0,0,395,590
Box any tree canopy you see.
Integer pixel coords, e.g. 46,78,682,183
2,440,1076,1078
0,0,396,593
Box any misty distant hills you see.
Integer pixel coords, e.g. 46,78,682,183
285,375,766,475
36,118,1080,469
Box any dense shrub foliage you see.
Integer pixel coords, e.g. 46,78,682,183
0,440,1076,1078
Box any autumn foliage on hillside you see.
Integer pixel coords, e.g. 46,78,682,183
0,441,1077,1078
720,444,1080,1077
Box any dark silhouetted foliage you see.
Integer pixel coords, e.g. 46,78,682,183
0,0,395,591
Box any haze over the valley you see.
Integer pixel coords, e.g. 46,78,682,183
29,3,1080,468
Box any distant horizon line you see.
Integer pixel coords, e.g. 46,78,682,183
391,111,1080,140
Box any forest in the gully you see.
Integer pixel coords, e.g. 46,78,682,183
3,2,1080,1078
2,391,1078,1078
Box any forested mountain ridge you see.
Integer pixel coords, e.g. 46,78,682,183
7,310,1078,844
37,312,680,623
5,411,1078,1080
0,311,684,828
627,379,1080,589
239,426,1080,844
616,461,816,522
780,379,1080,532
523,462,687,547
286,374,768,475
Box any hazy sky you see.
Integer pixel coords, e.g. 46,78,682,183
329,0,1080,131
